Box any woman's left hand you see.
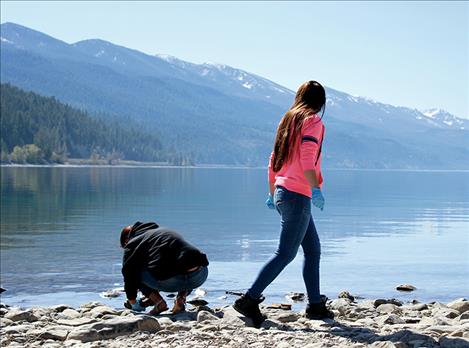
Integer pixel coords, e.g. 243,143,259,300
312,187,325,211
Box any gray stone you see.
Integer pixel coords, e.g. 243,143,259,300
406,303,428,311
1,318,13,326
447,299,469,314
2,324,32,334
56,317,98,326
433,308,461,319
376,304,401,314
330,298,351,315
378,314,405,325
197,310,219,323
274,312,299,323
4,309,39,322
59,308,81,319
167,321,193,332
171,311,197,321
28,327,70,341
457,312,469,321
79,301,104,310
67,315,160,342
156,317,174,327
87,305,119,318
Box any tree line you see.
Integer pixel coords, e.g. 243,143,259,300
0,83,192,165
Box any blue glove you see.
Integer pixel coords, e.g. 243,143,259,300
265,194,275,209
312,187,325,211
130,299,145,312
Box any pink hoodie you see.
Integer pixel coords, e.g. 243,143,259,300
268,115,325,198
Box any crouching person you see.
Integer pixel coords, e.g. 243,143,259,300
120,221,209,315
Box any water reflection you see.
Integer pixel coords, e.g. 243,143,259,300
0,167,468,303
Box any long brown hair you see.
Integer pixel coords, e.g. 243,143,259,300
272,81,326,172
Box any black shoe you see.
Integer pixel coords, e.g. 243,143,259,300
233,294,267,328
305,295,334,320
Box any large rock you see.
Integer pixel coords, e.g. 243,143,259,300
67,315,160,342
274,312,300,323
4,309,39,322
447,299,469,314
378,314,405,325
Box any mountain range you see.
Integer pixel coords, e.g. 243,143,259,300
1,22,468,168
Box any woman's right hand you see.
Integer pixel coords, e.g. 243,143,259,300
265,194,275,209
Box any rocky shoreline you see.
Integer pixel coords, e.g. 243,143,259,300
1,296,468,348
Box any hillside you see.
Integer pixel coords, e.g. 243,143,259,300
0,83,172,164
1,22,468,168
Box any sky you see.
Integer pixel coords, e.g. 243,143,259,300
1,1,468,118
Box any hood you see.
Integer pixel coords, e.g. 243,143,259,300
128,221,159,240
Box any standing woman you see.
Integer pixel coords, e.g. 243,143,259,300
234,81,333,327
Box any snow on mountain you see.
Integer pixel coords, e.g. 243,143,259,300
422,108,466,130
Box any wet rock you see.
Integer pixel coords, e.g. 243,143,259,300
447,298,469,314
171,311,197,321
338,291,355,302
197,310,219,323
67,315,160,342
396,284,416,292
5,309,39,322
286,292,305,302
187,299,209,307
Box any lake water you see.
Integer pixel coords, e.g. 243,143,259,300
1,167,468,309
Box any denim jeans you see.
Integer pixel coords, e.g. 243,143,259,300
140,266,208,294
247,186,321,304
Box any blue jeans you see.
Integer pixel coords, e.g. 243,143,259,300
140,266,208,293
247,186,321,304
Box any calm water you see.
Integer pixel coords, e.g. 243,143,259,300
1,167,468,309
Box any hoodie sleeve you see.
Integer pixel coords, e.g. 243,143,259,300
268,151,276,184
122,245,144,300
300,118,324,171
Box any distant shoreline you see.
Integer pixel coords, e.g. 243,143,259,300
1,163,469,172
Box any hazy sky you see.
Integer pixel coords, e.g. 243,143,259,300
1,1,468,118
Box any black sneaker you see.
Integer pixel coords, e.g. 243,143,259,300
233,294,267,328
305,295,334,320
